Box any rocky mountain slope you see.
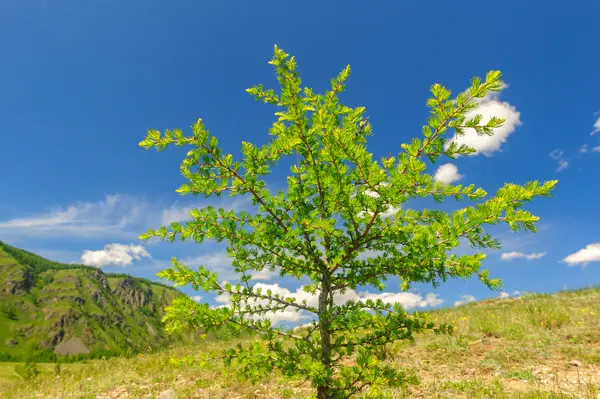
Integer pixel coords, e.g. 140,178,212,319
0,241,193,361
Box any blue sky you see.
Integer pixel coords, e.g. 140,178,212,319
1,0,599,323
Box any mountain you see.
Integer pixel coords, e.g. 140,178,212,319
0,241,194,361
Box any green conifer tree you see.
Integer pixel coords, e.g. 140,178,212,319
139,46,556,398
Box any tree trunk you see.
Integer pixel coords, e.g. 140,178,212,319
317,386,331,399
317,275,332,399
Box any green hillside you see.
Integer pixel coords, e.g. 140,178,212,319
0,241,194,361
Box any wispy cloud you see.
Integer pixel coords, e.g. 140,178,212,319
0,194,256,242
161,197,252,225
445,89,521,156
549,149,568,172
500,251,546,261
180,251,277,281
0,195,145,239
591,114,600,135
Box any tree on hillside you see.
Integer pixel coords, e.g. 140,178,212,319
139,46,556,398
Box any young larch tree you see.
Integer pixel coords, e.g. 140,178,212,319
139,46,556,398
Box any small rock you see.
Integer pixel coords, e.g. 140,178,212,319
570,359,583,367
158,388,176,399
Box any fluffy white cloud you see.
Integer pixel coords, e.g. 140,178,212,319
216,283,443,324
360,292,444,309
378,205,400,219
592,146,600,153
445,91,521,156
562,243,600,267
500,251,546,261
498,291,521,299
592,115,600,135
190,295,203,303
434,163,464,184
359,184,400,219
454,294,476,306
579,144,589,153
80,243,151,267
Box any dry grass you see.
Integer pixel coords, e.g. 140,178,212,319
1,287,599,398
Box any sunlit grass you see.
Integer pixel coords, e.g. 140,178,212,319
1,287,599,398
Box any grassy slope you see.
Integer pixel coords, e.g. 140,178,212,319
0,242,193,360
0,287,598,399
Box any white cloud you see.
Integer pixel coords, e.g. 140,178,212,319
0,195,119,230
592,115,600,135
80,243,151,267
549,149,569,172
190,295,203,303
579,144,589,153
0,194,256,243
161,205,196,225
556,159,569,171
360,292,444,309
182,251,277,281
0,195,148,239
434,163,464,184
358,183,400,219
549,149,564,160
379,205,401,219
445,90,521,156
592,146,600,153
161,197,252,225
216,283,443,324
500,251,546,261
498,291,510,299
562,243,600,267
454,294,476,306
